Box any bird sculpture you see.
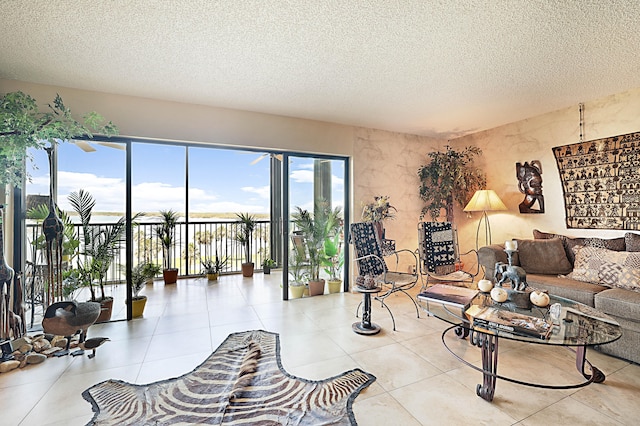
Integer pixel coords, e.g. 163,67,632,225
75,337,110,359
41,300,101,357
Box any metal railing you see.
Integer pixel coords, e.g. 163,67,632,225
26,219,272,284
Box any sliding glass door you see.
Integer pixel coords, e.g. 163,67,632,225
283,154,349,299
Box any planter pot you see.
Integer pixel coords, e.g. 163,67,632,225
289,284,305,299
206,273,219,281
95,297,113,323
328,279,342,294
241,262,254,277
130,296,147,318
263,266,271,274
163,268,178,284
308,279,325,296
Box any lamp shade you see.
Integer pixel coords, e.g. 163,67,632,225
463,190,507,212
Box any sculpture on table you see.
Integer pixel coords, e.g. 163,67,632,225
494,262,528,292
516,160,544,214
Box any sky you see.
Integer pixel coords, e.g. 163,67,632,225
26,140,345,220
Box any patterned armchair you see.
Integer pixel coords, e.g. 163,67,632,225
418,221,479,291
349,222,420,330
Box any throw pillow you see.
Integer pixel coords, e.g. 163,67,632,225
625,232,640,252
516,239,572,275
569,245,640,291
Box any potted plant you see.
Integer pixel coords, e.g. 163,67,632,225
155,209,180,284
292,202,342,296
417,145,486,223
323,231,344,294
68,189,133,322
201,257,226,281
128,261,160,318
361,195,396,239
288,251,308,299
262,258,276,274
235,212,257,277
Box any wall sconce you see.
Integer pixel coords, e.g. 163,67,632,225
463,189,507,249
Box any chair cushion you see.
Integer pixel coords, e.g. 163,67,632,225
568,245,640,292
419,222,456,273
349,222,386,276
515,238,572,275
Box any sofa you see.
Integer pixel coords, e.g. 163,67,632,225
478,230,640,364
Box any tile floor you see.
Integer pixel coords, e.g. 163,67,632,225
1,272,639,425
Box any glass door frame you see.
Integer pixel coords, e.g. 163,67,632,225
281,152,350,300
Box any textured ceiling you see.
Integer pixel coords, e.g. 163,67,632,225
2,1,640,138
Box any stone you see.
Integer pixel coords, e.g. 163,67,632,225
19,358,27,368
26,353,47,364
18,343,33,354
33,339,51,352
53,338,68,349
11,351,25,362
42,347,62,356
0,360,20,373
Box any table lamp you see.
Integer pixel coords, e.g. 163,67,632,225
463,189,507,248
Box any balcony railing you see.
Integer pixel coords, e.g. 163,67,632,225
26,219,272,284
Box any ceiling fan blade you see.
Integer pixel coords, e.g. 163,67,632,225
96,142,126,150
250,154,268,165
274,154,283,162
72,140,96,152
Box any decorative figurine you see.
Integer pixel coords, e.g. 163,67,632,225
516,160,544,213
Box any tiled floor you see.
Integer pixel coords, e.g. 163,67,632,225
2,272,639,425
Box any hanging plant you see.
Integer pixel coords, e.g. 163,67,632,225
0,91,118,187
417,145,486,223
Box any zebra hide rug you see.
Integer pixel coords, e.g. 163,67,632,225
82,330,376,425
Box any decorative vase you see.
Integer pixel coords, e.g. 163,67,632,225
328,279,342,293
241,263,254,277
163,268,178,284
206,273,218,281
308,279,325,296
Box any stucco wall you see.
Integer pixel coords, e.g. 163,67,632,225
452,86,640,257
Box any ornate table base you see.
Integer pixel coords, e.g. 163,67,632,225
353,286,382,335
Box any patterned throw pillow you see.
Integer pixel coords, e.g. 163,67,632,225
625,232,640,252
569,246,640,291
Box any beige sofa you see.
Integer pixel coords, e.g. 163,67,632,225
478,230,640,364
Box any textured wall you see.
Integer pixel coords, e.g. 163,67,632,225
452,86,640,256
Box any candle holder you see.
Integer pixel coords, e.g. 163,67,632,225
505,249,517,266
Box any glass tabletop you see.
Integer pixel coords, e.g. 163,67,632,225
417,284,622,346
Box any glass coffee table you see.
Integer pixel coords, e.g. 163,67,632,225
417,284,622,402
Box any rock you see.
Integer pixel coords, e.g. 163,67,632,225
11,351,25,362
53,338,68,349
18,343,33,354
0,360,20,373
33,339,51,352
32,334,45,342
10,337,28,351
26,353,47,365
42,347,62,356
19,358,27,368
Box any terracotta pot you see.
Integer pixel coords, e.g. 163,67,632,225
308,279,325,296
328,279,342,294
206,273,219,281
130,296,147,318
95,297,113,323
163,268,178,284
289,284,305,299
241,263,254,277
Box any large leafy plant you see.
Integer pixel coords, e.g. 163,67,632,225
155,209,180,270
418,145,486,223
0,91,117,187
235,212,257,264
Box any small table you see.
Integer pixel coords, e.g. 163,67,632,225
352,286,382,335
417,284,622,402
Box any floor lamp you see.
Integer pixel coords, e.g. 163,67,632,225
464,190,507,249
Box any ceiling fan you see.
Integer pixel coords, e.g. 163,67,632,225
71,139,126,152
250,153,284,165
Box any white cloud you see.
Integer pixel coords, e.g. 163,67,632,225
242,185,270,199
